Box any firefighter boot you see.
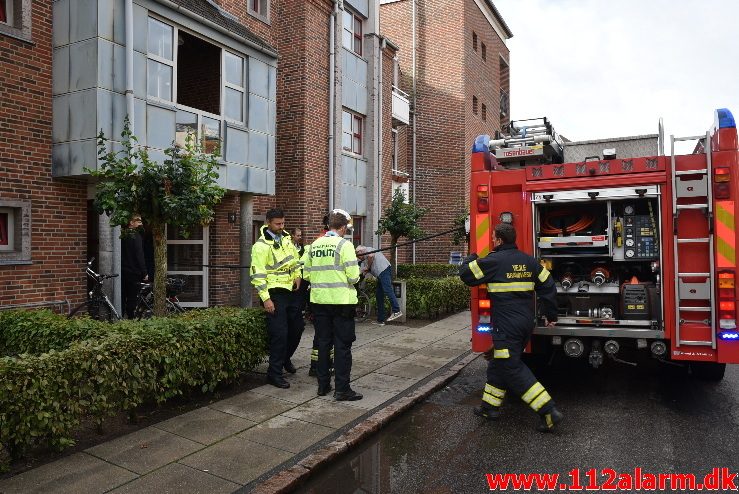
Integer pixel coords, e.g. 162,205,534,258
536,407,563,433
473,404,501,421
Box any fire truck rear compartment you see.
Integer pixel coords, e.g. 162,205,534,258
531,189,665,364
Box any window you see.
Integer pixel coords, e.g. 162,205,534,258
391,128,398,171
472,96,478,115
167,225,209,307
472,31,478,52
248,0,270,22
481,42,487,61
350,217,363,246
147,17,174,101
343,9,363,56
175,110,221,153
0,0,30,40
482,103,487,122
342,110,363,155
0,208,13,252
223,51,246,123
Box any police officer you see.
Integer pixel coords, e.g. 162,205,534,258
302,209,363,401
459,222,563,432
251,208,304,389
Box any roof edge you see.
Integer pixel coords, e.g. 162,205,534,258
483,1,513,38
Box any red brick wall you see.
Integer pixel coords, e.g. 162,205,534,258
0,2,87,307
208,194,241,306
381,0,509,263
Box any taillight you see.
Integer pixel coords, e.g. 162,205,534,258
714,167,731,199
477,184,489,212
477,286,491,331
717,270,736,332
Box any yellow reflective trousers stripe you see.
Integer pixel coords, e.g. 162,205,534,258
530,391,552,412
482,393,503,407
484,383,506,398
521,382,545,404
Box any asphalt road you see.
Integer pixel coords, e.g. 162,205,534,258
297,354,739,493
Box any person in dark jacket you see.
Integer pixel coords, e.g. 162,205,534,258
459,222,563,432
121,214,148,319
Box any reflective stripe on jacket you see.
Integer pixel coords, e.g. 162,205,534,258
302,234,360,305
459,243,558,335
250,225,301,302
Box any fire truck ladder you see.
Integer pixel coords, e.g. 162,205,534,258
671,132,716,349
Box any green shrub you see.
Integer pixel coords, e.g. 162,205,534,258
396,263,460,279
0,308,267,461
365,276,469,319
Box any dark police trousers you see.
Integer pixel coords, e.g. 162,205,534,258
265,288,305,380
312,304,356,392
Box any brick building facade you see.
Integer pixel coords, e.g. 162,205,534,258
380,0,512,263
1,0,407,309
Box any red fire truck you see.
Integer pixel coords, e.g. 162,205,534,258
469,108,739,380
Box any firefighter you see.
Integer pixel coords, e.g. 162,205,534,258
251,208,304,389
302,209,363,400
459,222,563,432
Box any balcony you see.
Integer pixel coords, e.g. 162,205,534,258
392,86,410,125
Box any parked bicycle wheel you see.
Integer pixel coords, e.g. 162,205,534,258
355,291,371,323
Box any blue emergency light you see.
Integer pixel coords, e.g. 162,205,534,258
718,331,739,340
472,135,491,153
477,324,492,333
716,108,736,129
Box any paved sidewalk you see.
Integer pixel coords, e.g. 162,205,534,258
0,312,472,494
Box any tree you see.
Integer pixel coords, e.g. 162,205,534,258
90,120,226,316
375,189,428,269
451,207,469,246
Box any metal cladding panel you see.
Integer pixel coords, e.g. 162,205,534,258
342,155,357,184
98,0,116,41
356,159,367,186
51,46,69,96
132,3,148,54
526,156,666,181
146,105,176,149
69,0,98,43
356,186,367,215
248,132,269,169
248,94,271,134
52,95,70,144
53,0,70,47
112,43,127,93
249,58,271,99
226,126,249,165
68,90,97,141
133,52,147,98
97,39,115,91
52,143,71,177
134,97,146,139
226,164,249,191
248,167,267,194
69,38,98,92
68,139,97,175
345,0,369,17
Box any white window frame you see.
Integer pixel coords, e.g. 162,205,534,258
248,0,270,24
146,16,176,103
166,225,209,308
222,50,247,125
0,207,15,252
342,109,363,156
342,8,363,56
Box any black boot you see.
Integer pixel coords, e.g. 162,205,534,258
536,407,563,432
473,405,501,421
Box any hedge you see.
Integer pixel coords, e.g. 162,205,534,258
365,276,469,319
396,263,461,279
0,308,267,463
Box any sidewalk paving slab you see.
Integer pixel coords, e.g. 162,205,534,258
281,400,365,429
249,379,319,405
178,436,292,485
153,407,258,445
85,427,202,475
107,462,240,494
0,453,137,494
237,416,334,454
209,391,294,422
351,371,417,393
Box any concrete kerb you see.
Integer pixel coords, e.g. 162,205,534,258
249,351,479,494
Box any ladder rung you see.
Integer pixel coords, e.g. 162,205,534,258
678,307,712,312
673,135,705,142
677,238,710,243
678,340,713,346
676,204,709,210
675,169,707,176
677,272,710,277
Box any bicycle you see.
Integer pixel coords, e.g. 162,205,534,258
133,277,186,319
68,258,121,322
354,275,372,323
